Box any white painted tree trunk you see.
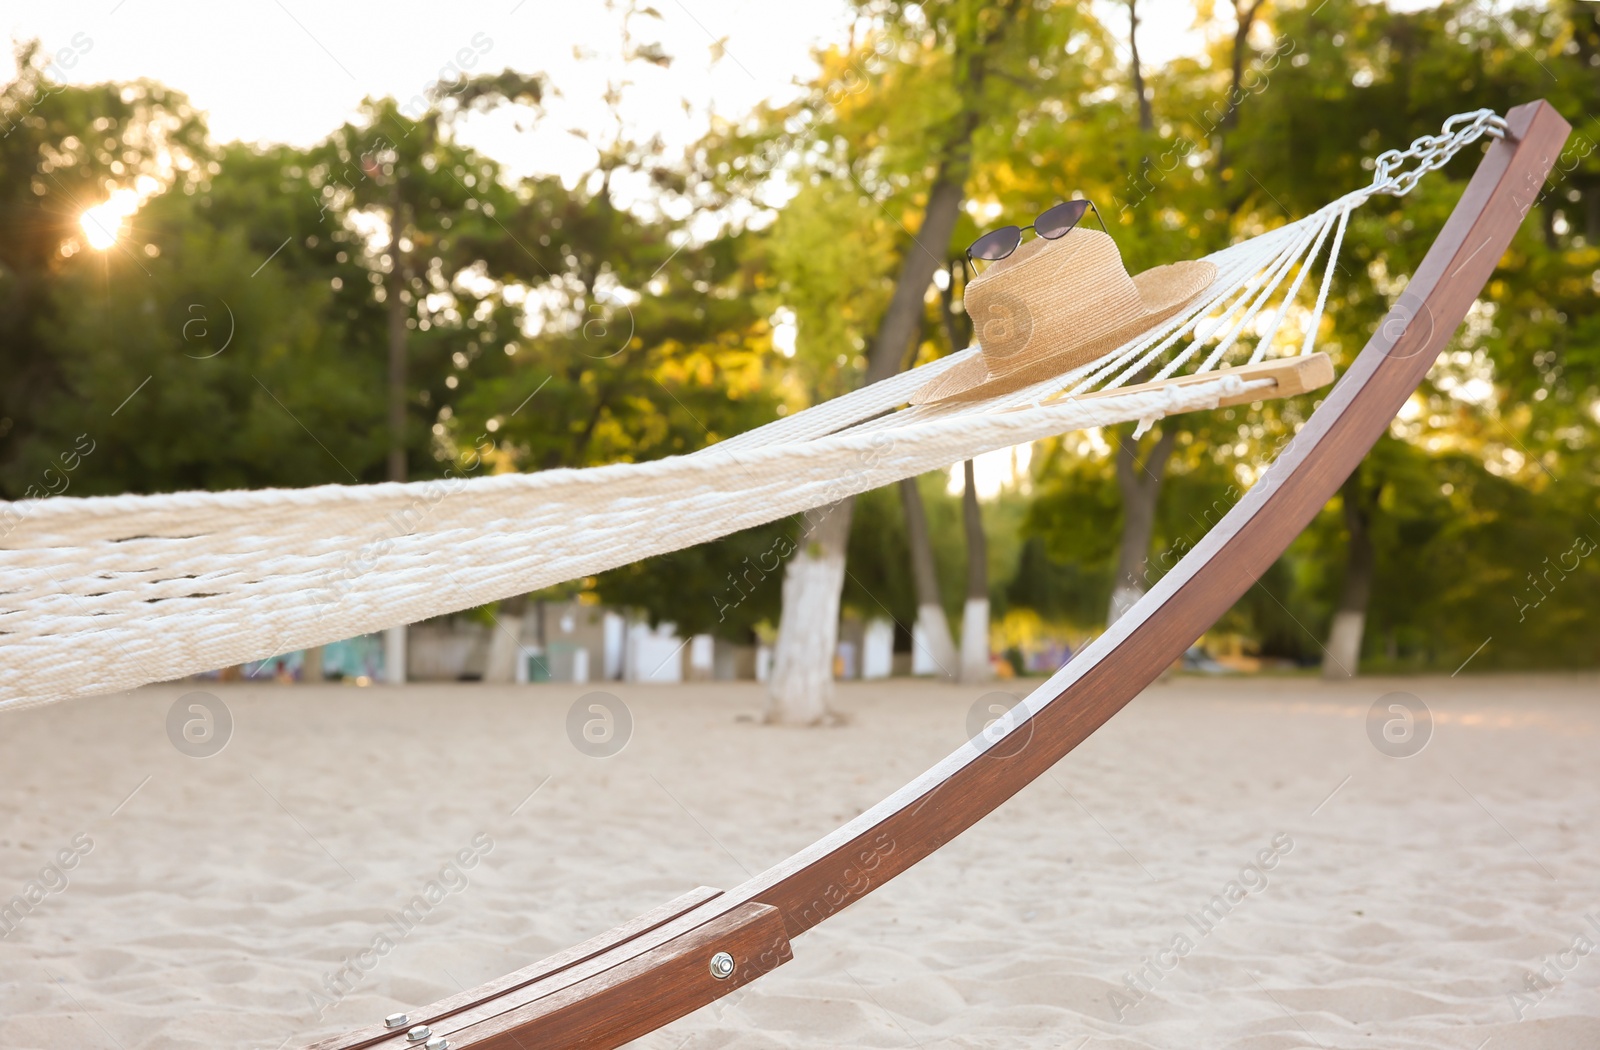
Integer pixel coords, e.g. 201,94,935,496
483,601,532,684
1323,472,1375,679
1109,426,1177,627
958,460,991,684
300,645,323,683
898,476,956,680
765,147,972,725
483,628,519,684
767,502,851,725
1322,610,1365,678
914,603,959,679
1107,584,1144,626
383,625,407,685
959,597,991,683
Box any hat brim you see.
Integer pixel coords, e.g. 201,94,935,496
911,259,1217,405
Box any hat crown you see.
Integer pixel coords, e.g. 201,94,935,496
966,228,1143,373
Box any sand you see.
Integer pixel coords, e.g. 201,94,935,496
0,673,1596,1049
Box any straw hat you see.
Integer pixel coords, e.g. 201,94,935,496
913,228,1216,404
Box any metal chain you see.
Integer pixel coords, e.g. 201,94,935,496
1367,109,1509,198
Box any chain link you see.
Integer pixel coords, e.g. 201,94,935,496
1367,109,1509,197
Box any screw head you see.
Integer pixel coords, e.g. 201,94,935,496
709,951,735,980
384,1014,409,1029
425,1039,449,1050
406,1026,431,1042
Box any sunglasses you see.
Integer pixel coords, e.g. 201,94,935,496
965,199,1109,273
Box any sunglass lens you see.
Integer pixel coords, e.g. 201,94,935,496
969,226,1022,261
1036,200,1090,240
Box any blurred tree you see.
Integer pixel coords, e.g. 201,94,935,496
1014,0,1600,675
930,261,994,679
310,78,544,681
20,153,381,495
723,0,1111,722
440,18,792,658
1233,0,1600,670
0,41,208,497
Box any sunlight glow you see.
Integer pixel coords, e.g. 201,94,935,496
79,189,141,250
947,442,1034,500
770,306,798,358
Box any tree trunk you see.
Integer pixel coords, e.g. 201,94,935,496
383,624,408,685
386,183,409,483
895,311,958,681
959,459,992,683
941,267,991,681
899,477,958,678
863,172,968,385
1109,426,1178,624
1215,0,1265,181
300,645,323,683
1323,473,1375,678
767,501,853,724
938,259,972,351
1129,0,1154,133
384,182,409,685
766,154,972,722
483,594,530,684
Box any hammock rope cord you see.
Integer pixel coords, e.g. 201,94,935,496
0,110,1507,712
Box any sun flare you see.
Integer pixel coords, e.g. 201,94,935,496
79,189,141,250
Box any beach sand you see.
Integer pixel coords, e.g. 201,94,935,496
0,673,1595,1049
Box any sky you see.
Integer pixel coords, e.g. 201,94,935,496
4,0,1209,185
6,1,851,186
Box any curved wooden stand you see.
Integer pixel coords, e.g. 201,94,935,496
304,99,1569,1050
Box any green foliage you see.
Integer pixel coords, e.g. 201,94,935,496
0,40,209,490
843,474,975,625
589,519,793,640
1014,0,1600,670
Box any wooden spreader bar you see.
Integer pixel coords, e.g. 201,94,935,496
1061,351,1337,409
300,100,1569,1050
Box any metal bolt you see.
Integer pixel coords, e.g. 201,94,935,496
425,1039,449,1050
384,1014,409,1029
406,1026,431,1042
709,951,735,980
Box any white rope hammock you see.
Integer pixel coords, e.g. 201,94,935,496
0,111,1506,711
